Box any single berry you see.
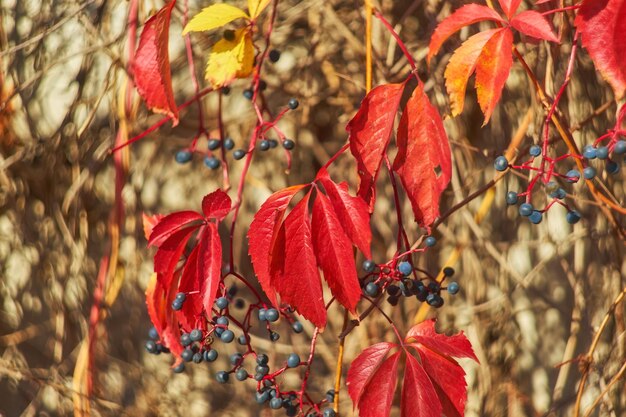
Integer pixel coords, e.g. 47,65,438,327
172,300,183,311
606,160,620,174
204,156,221,170
326,389,335,403
270,397,283,409
215,327,224,337
447,281,460,295
256,364,270,375
583,145,597,159
529,145,541,157
596,146,609,160
230,353,243,365
566,210,581,224
400,280,413,297
233,149,246,160
258,80,267,91
387,295,399,306
145,340,158,354
193,352,203,363
181,348,194,362
323,408,336,417
614,140,626,155
292,321,303,333
224,137,235,150
175,150,192,164
180,333,192,346
259,140,270,151
256,390,270,404
268,139,278,148
175,292,186,302
362,259,376,272
387,285,400,296
565,169,581,183
550,187,567,199
426,293,444,308
243,89,253,100
220,329,235,343
287,353,300,368
265,308,279,322
238,334,249,345
236,368,249,381
283,139,295,150
235,298,245,309
148,327,159,341
529,210,543,224
228,285,238,297
157,344,167,354
443,267,455,277
424,236,436,247
270,331,280,342
256,354,269,365
208,139,221,150
364,282,379,296
223,29,235,41
222,86,231,95
258,308,267,321
494,156,509,172
397,261,413,276
506,191,518,205
519,203,533,217
216,316,229,326
286,406,297,417
190,329,203,342
287,98,299,110
204,349,218,362
216,371,230,383
173,362,185,373
269,49,281,62
428,282,440,293
583,166,597,179
215,297,229,309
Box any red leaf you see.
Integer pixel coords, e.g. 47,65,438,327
444,29,501,116
146,273,166,339
133,0,179,124
401,353,441,417
311,191,361,314
153,226,197,275
346,342,395,406
248,185,306,307
161,272,184,356
393,84,452,228
357,352,401,417
510,10,559,42
575,0,626,99
273,192,326,328
496,0,522,19
148,211,204,247
177,244,201,332
142,213,164,241
202,189,232,220
406,319,479,362
317,169,371,258
347,83,405,210
198,223,222,317
428,4,506,63
475,27,514,124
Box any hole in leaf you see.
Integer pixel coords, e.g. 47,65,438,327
434,165,442,178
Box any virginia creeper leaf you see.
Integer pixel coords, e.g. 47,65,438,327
575,0,626,99
177,243,202,331
142,213,164,241
205,28,254,87
182,3,249,34
248,0,271,18
356,352,401,417
406,319,479,362
311,192,361,315
496,0,523,19
475,27,514,124
153,226,197,275
510,10,559,43
202,189,232,220
317,169,372,258
347,83,405,209
393,84,452,228
401,353,441,417
346,342,395,406
273,192,326,328
133,0,179,124
248,185,306,307
145,272,166,340
444,29,500,116
148,210,203,247
198,223,222,317
428,4,505,64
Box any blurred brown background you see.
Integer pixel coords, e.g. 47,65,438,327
1,0,625,416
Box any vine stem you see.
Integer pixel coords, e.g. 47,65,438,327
300,327,321,413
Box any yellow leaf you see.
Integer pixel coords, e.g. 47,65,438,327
248,0,271,18
182,3,249,35
205,28,254,87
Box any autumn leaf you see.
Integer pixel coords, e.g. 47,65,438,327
205,28,254,87
133,0,179,124
182,3,249,34
510,10,559,42
148,210,203,247
248,0,271,18
347,83,405,209
575,0,626,99
496,0,523,19
142,213,164,241
393,83,452,228
202,189,232,220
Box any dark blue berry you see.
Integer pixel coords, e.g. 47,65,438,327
214,327,224,337
215,297,229,309
223,29,235,41
583,166,596,179
286,406,297,416
583,145,597,159
230,353,243,365
424,236,436,247
550,187,567,199
287,98,299,110
443,267,455,277
256,390,270,404
387,285,400,296
287,353,300,368
190,329,203,342
387,295,399,306
216,371,230,383
236,368,249,381
180,333,192,346
270,331,280,342
269,49,281,62
175,150,192,164
397,261,412,276
148,327,159,341
243,89,254,99
519,203,533,217
506,191,518,205
208,139,221,150
283,139,295,150
265,308,279,322
256,354,269,366
172,300,183,311
447,281,460,295
270,397,283,409
181,348,194,362
323,408,336,417
292,321,303,333
269,139,278,148
364,282,379,296
529,210,543,224
233,149,246,160
238,334,249,345
494,156,509,172
259,80,267,91
235,298,245,309
566,210,581,224
224,137,235,150
326,389,335,403
606,160,620,174
426,293,444,308
222,86,231,95
193,352,203,363
428,282,440,293
216,316,229,326
529,145,541,157
256,365,270,375
259,140,270,151
145,340,158,354
175,292,186,302
596,146,609,159
173,362,185,373
565,169,581,183
204,156,221,170
220,330,235,343
258,308,267,321
362,259,376,272
204,349,218,362
614,140,626,155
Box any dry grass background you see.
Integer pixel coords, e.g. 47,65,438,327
1,0,625,416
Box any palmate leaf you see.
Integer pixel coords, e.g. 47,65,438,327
205,28,255,87
182,3,249,34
